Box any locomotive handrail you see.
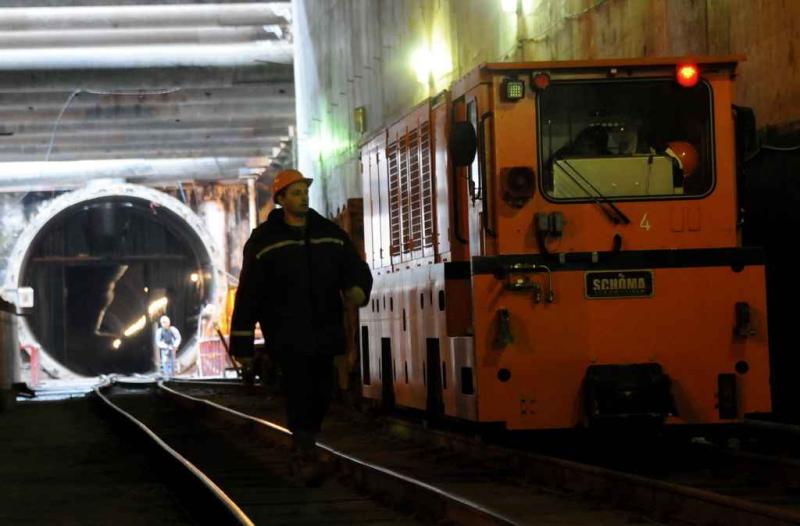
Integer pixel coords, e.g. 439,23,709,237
478,111,497,237
449,119,469,245
501,262,555,302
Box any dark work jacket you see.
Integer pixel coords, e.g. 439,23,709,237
229,208,372,358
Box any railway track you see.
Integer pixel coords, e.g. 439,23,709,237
386,412,800,526
95,378,522,525
0,393,199,525
167,379,800,526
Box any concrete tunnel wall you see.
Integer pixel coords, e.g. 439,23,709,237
292,0,800,217
1,181,228,382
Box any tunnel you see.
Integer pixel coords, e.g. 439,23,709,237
4,182,225,378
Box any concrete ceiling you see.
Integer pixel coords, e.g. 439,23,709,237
0,1,295,189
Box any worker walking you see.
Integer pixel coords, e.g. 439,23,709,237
229,168,372,486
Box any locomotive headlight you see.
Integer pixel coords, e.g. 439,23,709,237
501,78,525,102
502,166,535,208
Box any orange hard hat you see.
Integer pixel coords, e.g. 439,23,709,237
272,169,313,202
665,141,699,177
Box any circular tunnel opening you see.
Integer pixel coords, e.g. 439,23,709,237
20,196,214,376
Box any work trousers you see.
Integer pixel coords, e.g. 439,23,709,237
160,347,175,378
278,352,335,451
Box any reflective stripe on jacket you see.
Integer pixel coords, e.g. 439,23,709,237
229,208,372,358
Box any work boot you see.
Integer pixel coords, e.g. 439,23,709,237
288,450,304,478
287,448,325,487
298,448,325,487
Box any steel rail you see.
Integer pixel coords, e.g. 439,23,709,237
93,378,254,526
159,381,521,526
384,416,800,526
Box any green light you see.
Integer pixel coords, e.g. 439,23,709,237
502,78,525,101
501,0,518,13
507,82,523,98
410,37,453,90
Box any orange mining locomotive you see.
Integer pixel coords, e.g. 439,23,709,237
358,56,770,430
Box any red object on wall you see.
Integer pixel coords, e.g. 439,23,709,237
21,344,40,387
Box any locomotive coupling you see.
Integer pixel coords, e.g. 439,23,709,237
583,363,676,424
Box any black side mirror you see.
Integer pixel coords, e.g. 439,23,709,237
449,121,477,167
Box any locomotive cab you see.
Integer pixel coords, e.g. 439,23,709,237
359,56,770,430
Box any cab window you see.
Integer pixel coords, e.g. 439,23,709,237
537,79,714,200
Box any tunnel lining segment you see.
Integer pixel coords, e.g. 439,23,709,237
2,182,226,379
